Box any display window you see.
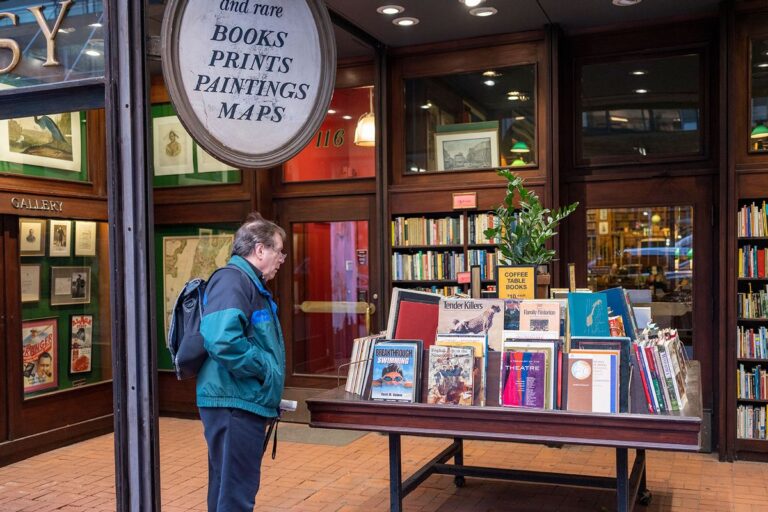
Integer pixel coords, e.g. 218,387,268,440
750,38,768,152
19,217,112,398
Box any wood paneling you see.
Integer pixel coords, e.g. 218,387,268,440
158,372,197,417
0,219,6,442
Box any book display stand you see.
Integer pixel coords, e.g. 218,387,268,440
308,361,702,512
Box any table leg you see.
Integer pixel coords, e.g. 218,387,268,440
389,434,403,512
453,438,465,488
616,447,629,512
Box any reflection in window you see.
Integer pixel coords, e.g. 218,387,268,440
750,39,768,151
586,207,693,347
283,86,376,182
405,65,536,173
20,218,112,398
580,55,701,161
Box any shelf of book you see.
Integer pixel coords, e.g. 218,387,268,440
392,279,459,285
739,278,768,281
737,398,768,404
738,358,768,363
392,244,464,250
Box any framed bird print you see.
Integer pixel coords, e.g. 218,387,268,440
0,111,87,181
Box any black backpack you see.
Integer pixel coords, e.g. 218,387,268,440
166,265,249,380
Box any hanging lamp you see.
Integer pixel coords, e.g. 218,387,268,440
751,124,768,139
511,141,530,153
354,87,376,147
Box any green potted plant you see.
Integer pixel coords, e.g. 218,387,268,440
484,169,579,292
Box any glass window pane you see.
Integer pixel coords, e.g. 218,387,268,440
586,207,693,349
405,64,536,173
291,221,369,376
580,55,701,161
283,86,376,182
750,39,768,151
20,218,112,398
0,2,104,89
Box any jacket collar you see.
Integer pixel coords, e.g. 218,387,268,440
228,255,271,298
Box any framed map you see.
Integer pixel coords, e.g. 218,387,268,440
162,234,233,341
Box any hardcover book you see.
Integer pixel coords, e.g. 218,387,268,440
426,345,475,405
370,340,422,402
570,336,631,413
603,287,638,341
502,339,559,409
501,351,547,408
386,288,441,348
568,292,610,338
437,298,504,352
435,333,487,406
502,298,523,330
566,350,620,414
519,300,561,334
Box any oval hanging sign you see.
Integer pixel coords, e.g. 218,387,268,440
161,0,336,169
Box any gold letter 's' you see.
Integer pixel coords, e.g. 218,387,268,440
0,13,20,75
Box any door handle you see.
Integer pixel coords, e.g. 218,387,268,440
296,301,377,334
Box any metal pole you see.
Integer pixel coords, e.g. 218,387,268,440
104,0,160,510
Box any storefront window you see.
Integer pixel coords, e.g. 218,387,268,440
20,217,111,398
283,86,376,182
580,54,701,163
750,39,768,152
0,1,104,89
0,110,89,182
586,206,693,347
404,64,536,173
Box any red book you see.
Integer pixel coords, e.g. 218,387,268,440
759,249,766,279
633,344,654,414
387,288,441,348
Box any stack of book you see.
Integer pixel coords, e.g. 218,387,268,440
344,332,386,396
632,328,689,414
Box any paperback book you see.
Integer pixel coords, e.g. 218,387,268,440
568,292,610,338
437,298,504,352
501,351,547,408
426,345,475,405
519,300,561,335
370,340,422,402
502,339,560,409
435,333,487,406
566,349,620,414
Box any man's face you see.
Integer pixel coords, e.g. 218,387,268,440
256,233,285,282
37,357,52,377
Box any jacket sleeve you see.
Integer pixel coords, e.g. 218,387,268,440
200,271,268,381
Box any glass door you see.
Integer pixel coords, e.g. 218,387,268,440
276,195,379,388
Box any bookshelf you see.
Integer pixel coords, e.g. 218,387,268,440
735,200,768,443
390,212,500,296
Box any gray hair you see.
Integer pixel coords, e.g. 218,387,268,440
231,212,286,257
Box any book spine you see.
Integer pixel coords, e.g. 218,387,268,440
644,345,667,413
657,344,680,411
633,343,654,413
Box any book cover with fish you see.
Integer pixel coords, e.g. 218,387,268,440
568,292,610,338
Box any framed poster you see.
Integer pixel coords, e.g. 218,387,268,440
74,221,97,256
20,264,41,302
0,112,82,172
49,219,72,257
152,115,194,176
19,218,46,257
50,266,91,305
496,265,537,300
70,314,93,374
22,318,58,394
598,221,609,235
435,122,499,171
196,146,236,173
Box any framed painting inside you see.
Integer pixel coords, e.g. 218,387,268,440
19,218,46,256
22,317,58,394
0,111,87,182
70,314,94,374
152,114,194,176
50,266,91,305
49,219,72,257
435,121,499,172
20,264,41,303
74,221,97,256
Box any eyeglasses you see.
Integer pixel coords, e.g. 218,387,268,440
382,375,403,382
261,244,286,262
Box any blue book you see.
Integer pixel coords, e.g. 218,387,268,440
568,292,610,337
370,340,421,402
603,287,638,341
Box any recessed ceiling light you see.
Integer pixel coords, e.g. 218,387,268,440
482,70,501,78
376,5,404,15
85,49,101,57
327,109,336,114
757,63,768,68
515,116,526,121
484,79,495,86
420,101,433,109
88,22,103,28
631,70,646,75
612,0,642,5
469,7,497,16
342,115,353,120
59,27,76,34
634,89,648,94
393,17,419,26
459,0,485,6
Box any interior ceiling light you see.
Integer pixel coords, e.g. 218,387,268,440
757,63,768,68
634,88,648,94
470,7,497,16
459,0,485,6
85,49,101,57
483,79,495,86
612,0,642,5
59,27,76,34
482,70,501,77
631,70,646,75
420,101,432,109
393,17,419,26
610,116,629,123
327,109,336,114
342,115,352,120
88,22,103,28
376,5,404,15
354,87,376,147
515,116,526,121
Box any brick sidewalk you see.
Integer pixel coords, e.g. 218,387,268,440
0,417,766,511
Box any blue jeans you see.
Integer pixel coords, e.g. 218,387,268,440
199,407,268,512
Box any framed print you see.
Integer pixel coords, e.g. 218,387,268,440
20,264,41,303
598,209,608,221
598,221,609,235
74,221,97,256
435,121,499,171
50,266,91,306
496,265,536,300
70,314,93,374
49,219,72,257
196,146,236,174
22,318,58,394
152,115,194,176
0,112,82,172
19,218,46,257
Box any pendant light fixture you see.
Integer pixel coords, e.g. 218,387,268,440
354,86,376,147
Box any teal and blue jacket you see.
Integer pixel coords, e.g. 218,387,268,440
196,255,285,418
